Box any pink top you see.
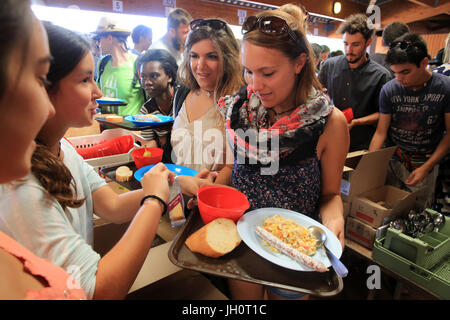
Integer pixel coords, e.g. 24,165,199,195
0,231,87,300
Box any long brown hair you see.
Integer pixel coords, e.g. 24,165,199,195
243,8,322,106
31,23,91,210
31,144,85,211
178,19,244,100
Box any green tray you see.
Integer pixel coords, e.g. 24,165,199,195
383,209,450,269
373,237,450,299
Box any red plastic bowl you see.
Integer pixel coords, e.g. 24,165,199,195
197,185,250,224
131,147,163,169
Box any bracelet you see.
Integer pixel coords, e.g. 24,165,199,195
140,195,167,216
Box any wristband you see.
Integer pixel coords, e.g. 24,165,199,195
140,195,167,216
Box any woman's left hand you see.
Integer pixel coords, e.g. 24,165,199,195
321,214,345,250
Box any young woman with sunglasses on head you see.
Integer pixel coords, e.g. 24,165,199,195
170,18,244,184
219,7,349,300
0,23,212,300
0,0,87,299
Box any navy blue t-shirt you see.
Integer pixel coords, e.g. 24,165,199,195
379,72,450,154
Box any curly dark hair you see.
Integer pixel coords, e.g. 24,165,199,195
137,49,178,86
382,22,410,47
337,14,374,41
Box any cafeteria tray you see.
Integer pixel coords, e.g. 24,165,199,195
168,208,344,297
100,161,142,190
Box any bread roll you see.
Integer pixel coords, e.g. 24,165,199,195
106,115,123,123
185,218,241,258
116,165,132,182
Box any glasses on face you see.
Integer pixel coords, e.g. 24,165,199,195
241,15,301,45
190,19,227,31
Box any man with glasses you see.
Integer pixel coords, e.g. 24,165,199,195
151,8,192,66
318,14,392,152
369,33,450,207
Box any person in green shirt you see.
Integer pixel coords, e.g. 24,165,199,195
93,17,145,116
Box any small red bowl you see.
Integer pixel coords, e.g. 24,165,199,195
197,185,250,224
131,147,163,169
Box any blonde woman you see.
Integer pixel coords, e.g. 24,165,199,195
219,6,349,299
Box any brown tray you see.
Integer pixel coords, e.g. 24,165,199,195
168,208,344,297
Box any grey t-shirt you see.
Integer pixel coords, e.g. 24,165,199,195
379,72,450,154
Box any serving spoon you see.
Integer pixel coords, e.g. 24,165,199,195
308,225,348,278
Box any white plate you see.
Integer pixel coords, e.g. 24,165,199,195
237,208,342,272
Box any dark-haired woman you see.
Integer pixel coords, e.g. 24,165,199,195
137,49,178,150
0,23,210,300
0,0,86,299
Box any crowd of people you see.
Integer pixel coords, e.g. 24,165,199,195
0,0,448,300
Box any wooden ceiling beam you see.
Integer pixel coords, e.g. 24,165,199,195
407,0,437,7
380,1,450,26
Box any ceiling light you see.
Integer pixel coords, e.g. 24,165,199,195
332,1,342,15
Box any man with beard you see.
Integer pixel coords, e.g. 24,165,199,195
319,14,392,151
369,33,450,207
151,8,192,66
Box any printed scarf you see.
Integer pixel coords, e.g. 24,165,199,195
218,86,333,167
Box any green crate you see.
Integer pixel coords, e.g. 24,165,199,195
373,237,450,299
383,209,450,269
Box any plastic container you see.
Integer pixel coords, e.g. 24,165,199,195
131,147,163,169
67,128,146,173
342,108,353,123
373,237,449,299
382,209,450,269
197,185,250,224
76,135,134,159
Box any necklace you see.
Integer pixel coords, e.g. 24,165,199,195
200,88,214,98
57,142,61,158
269,105,298,116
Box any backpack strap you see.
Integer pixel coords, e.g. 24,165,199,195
96,55,112,83
172,84,191,118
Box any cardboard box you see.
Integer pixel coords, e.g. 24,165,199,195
340,148,394,202
343,201,351,218
345,216,377,249
340,147,422,228
350,185,419,228
341,150,368,202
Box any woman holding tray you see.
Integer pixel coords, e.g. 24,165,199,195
0,23,211,300
218,5,349,299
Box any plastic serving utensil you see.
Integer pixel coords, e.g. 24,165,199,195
143,145,152,157
308,225,348,278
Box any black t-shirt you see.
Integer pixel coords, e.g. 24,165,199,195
319,55,392,151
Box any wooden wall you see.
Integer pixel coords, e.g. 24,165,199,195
422,33,448,59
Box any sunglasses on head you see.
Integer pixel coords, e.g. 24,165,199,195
389,41,418,51
242,15,301,45
190,19,227,31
